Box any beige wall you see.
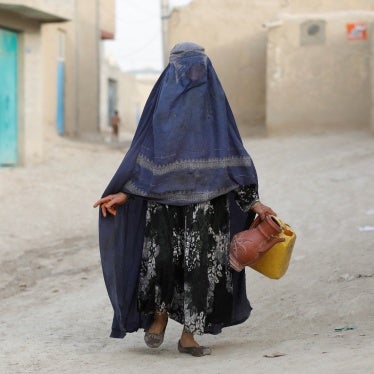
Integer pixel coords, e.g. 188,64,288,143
169,0,374,135
371,22,374,135
266,13,374,135
100,57,121,135
101,58,159,140
169,0,283,135
120,72,159,134
100,0,115,38
0,0,73,20
74,0,100,135
43,0,115,140
41,23,61,141
120,73,138,134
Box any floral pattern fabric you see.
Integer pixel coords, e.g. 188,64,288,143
138,185,258,334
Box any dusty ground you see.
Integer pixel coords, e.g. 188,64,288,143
0,130,373,374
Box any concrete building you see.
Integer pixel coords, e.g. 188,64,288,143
0,0,115,166
168,0,281,135
370,23,374,135
100,57,122,138
266,12,374,135
0,1,72,166
100,58,160,141
119,70,160,135
168,0,374,135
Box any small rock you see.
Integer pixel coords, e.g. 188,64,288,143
263,352,287,358
339,274,355,281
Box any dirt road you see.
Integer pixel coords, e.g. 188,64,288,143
0,131,373,373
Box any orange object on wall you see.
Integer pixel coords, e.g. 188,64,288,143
346,22,367,40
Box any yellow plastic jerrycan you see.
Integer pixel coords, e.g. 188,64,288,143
250,217,296,279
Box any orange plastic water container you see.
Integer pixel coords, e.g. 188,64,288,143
230,215,284,272
250,217,296,279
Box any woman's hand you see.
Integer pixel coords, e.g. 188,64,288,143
93,192,129,217
251,201,277,220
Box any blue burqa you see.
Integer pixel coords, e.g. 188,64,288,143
99,43,258,338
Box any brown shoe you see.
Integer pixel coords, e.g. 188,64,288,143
177,340,212,357
144,322,167,348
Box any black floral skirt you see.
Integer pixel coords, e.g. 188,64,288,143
137,194,234,334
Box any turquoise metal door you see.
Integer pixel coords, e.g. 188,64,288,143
0,28,18,166
56,60,65,134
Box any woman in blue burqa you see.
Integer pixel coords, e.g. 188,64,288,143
94,42,275,357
